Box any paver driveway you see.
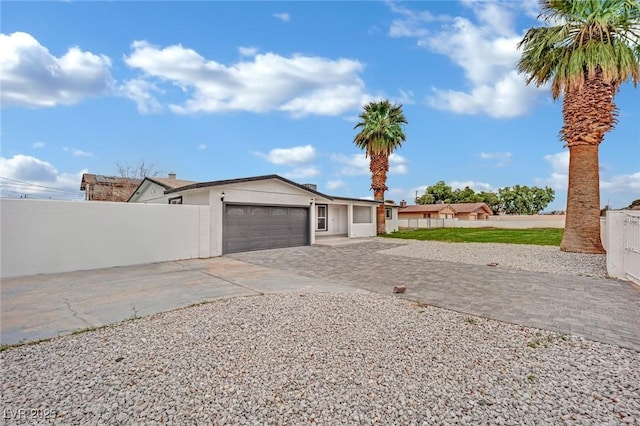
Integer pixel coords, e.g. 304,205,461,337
3,239,639,352
229,240,640,352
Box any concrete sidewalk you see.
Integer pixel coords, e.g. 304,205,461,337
0,257,366,346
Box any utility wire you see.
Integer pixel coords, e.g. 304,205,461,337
0,176,83,195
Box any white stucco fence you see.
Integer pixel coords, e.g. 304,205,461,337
399,215,565,230
605,210,640,284
0,199,210,278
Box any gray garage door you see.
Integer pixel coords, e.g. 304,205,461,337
223,204,310,254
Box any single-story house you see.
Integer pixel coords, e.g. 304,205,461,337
129,174,396,255
399,202,493,220
127,173,197,203
80,173,142,202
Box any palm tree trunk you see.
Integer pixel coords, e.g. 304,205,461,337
561,144,605,253
559,72,613,254
370,153,389,234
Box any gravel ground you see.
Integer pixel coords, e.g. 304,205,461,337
2,293,638,425
377,239,608,278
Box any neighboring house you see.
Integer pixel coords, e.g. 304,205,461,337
128,173,196,203
129,174,391,255
447,203,493,220
80,173,142,202
399,202,493,220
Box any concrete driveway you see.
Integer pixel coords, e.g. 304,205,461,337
2,239,639,351
0,257,366,346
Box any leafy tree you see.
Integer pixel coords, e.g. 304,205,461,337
627,199,640,209
517,0,639,253
425,181,454,203
416,192,435,205
478,191,501,214
354,100,407,234
498,185,555,215
451,186,483,203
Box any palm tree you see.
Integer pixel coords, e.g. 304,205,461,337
517,0,639,253
354,100,408,234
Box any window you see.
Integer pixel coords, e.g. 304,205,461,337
353,206,372,224
168,196,183,205
385,207,392,220
317,204,327,231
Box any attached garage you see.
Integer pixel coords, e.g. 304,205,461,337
130,174,380,258
223,204,310,254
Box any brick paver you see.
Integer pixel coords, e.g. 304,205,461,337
229,240,640,352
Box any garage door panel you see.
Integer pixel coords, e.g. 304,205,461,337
224,204,309,254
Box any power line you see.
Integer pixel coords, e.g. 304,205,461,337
0,176,83,195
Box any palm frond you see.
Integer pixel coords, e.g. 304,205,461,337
518,0,640,97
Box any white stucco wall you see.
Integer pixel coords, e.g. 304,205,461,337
0,199,210,278
606,210,640,284
399,217,565,229
348,204,377,238
385,206,399,234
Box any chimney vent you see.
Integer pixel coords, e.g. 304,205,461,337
400,200,407,208
168,173,176,180
303,183,317,191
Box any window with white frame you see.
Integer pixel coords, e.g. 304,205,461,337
385,207,392,220
317,204,327,231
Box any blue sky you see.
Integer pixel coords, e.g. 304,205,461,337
1,1,638,211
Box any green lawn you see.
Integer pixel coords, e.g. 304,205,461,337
380,227,563,246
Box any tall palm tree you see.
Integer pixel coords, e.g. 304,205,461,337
354,100,408,234
517,0,639,253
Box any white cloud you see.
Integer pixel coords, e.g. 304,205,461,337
385,187,410,202
0,154,85,200
0,154,57,182
536,151,569,190
283,166,320,179
479,151,512,167
198,144,207,150
388,3,546,118
390,89,415,106
449,180,494,192
120,78,163,114
389,153,409,174
273,12,291,22
326,179,346,190
387,2,444,38
331,152,409,176
0,32,114,108
123,41,370,117
536,151,639,208
32,142,45,149
265,145,316,166
63,147,93,157
331,153,369,176
239,46,258,57
601,172,640,192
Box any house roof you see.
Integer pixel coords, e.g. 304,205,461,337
164,174,382,204
399,204,452,213
127,175,197,202
399,202,493,215
80,173,142,190
448,203,493,215
146,176,197,189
